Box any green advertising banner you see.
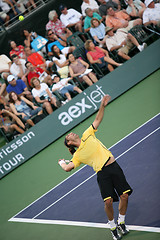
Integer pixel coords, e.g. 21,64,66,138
0,39,160,179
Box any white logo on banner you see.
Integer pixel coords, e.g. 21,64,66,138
58,85,106,125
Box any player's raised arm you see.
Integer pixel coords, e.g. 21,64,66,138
92,94,111,130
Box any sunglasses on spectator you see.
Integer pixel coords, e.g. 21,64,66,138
48,32,53,36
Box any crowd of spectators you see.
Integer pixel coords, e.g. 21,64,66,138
0,0,160,142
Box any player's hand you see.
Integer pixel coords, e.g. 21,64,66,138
102,94,111,107
58,159,66,166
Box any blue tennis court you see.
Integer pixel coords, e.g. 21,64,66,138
9,113,160,233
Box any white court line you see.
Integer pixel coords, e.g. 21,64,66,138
9,113,160,233
31,127,160,219
33,173,96,219
9,218,160,233
116,127,160,160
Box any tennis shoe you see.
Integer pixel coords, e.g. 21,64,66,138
138,42,147,52
111,227,122,240
117,221,129,235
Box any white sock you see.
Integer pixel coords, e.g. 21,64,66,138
118,214,125,224
137,45,141,51
108,219,116,229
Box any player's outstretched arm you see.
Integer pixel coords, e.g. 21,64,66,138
58,159,75,172
92,94,111,129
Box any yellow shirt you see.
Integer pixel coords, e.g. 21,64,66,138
71,125,113,173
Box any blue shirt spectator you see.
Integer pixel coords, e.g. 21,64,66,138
6,75,33,100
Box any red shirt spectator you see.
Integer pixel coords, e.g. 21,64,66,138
25,61,50,87
9,41,25,59
24,46,53,71
27,67,44,86
27,52,44,67
46,10,72,42
88,46,105,60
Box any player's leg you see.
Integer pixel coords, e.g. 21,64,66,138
97,166,122,240
112,162,132,236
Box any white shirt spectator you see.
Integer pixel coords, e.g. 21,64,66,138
52,54,67,71
0,0,10,13
60,8,82,27
32,82,50,99
81,0,99,16
52,78,71,91
105,29,128,51
0,54,11,73
125,0,143,15
10,59,26,78
143,3,160,24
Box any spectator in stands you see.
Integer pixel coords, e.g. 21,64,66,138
0,4,10,25
51,74,82,101
84,7,102,32
22,29,46,57
23,29,37,48
0,0,21,21
67,53,98,86
0,53,12,109
9,91,43,127
45,29,75,57
90,18,106,47
9,40,26,59
0,54,12,81
98,0,120,20
25,61,52,87
81,0,99,16
46,10,72,42
143,0,160,26
51,45,69,78
14,0,27,14
0,79,8,101
31,77,58,114
10,54,28,84
125,0,146,19
85,39,122,72
24,46,53,71
21,0,36,11
59,4,83,33
6,74,33,100
105,5,142,32
105,26,147,60
0,103,25,135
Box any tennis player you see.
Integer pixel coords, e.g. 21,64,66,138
58,94,132,240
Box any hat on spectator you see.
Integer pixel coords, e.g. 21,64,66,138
7,75,15,82
105,26,113,33
59,4,66,11
144,0,153,7
51,74,58,80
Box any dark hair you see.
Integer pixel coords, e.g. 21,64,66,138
9,91,21,103
0,104,4,110
64,137,76,155
11,54,19,60
30,77,40,88
106,4,114,11
25,61,31,68
46,29,52,37
9,40,15,48
51,45,62,59
85,8,92,15
66,52,76,64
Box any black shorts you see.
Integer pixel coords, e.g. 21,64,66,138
97,161,133,202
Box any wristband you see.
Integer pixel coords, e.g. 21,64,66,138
58,160,66,166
